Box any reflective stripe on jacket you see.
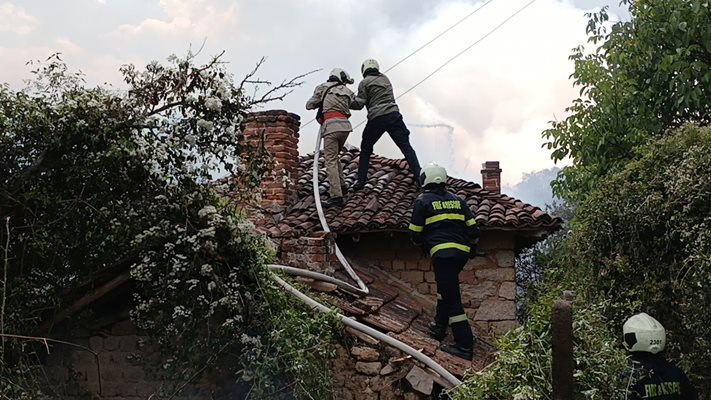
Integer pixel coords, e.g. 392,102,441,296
409,187,479,257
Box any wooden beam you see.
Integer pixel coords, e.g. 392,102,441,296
41,272,131,332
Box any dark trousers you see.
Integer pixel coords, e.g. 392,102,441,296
433,251,474,348
357,111,421,183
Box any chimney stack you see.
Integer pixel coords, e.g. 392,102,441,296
242,110,300,209
481,161,502,194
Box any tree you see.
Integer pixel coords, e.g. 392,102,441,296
0,53,335,399
565,124,711,390
543,0,711,201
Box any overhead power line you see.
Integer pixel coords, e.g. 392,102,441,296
352,0,539,130
382,0,495,74
302,0,495,129
396,0,538,100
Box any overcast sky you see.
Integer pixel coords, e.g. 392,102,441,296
0,0,628,205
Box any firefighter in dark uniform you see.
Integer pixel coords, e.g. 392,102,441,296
409,162,478,360
620,312,697,399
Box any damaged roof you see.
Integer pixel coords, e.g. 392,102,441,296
261,147,562,238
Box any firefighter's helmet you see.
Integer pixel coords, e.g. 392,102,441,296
361,59,380,76
623,312,666,354
329,68,354,84
420,162,448,187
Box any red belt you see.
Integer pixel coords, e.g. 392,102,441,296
322,111,349,121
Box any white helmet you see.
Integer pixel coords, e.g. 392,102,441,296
623,312,666,354
361,58,380,76
329,68,354,84
420,162,448,187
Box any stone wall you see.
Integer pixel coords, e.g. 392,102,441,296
331,330,439,400
42,318,438,399
338,231,519,335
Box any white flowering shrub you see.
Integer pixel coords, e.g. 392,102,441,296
0,53,335,398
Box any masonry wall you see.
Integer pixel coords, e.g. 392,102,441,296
43,318,437,400
338,231,518,336
277,231,339,273
42,320,235,399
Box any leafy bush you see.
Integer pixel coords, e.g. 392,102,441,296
565,124,711,391
454,125,711,399
451,240,627,400
0,53,336,399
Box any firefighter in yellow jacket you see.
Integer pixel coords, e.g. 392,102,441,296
409,162,478,360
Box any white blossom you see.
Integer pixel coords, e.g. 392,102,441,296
197,119,214,131
204,97,222,111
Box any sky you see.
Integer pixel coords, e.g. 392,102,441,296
0,0,628,206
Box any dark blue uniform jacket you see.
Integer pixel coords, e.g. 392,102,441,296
409,187,479,257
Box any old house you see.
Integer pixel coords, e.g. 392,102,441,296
246,110,560,334
242,110,562,397
38,109,561,400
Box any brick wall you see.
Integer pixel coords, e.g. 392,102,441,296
242,110,301,210
42,320,237,399
277,231,338,273
338,231,519,335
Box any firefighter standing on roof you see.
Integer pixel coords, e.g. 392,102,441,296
352,58,421,191
409,162,478,360
306,68,360,208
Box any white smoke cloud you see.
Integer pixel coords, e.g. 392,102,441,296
0,0,625,204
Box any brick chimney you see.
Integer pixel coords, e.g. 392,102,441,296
242,110,300,209
481,161,502,194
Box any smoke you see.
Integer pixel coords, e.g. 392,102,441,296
410,123,456,166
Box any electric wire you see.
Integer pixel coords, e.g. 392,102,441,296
351,0,539,130
301,0,496,129
381,0,495,74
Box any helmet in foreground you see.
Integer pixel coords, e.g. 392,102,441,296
361,58,380,76
329,68,354,84
420,162,447,187
623,312,666,354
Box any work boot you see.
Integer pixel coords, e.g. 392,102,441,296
440,343,473,361
427,321,446,341
352,181,366,191
321,197,344,208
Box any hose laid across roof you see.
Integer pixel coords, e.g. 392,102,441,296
270,270,462,388
264,125,464,390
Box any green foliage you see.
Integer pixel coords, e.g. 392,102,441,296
543,0,711,200
452,240,627,400
565,124,711,391
0,53,334,399
462,125,711,399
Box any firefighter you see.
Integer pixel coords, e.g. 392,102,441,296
619,312,697,399
352,58,421,190
306,68,359,207
409,162,478,360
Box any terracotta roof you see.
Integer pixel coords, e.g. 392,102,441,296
262,148,562,237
